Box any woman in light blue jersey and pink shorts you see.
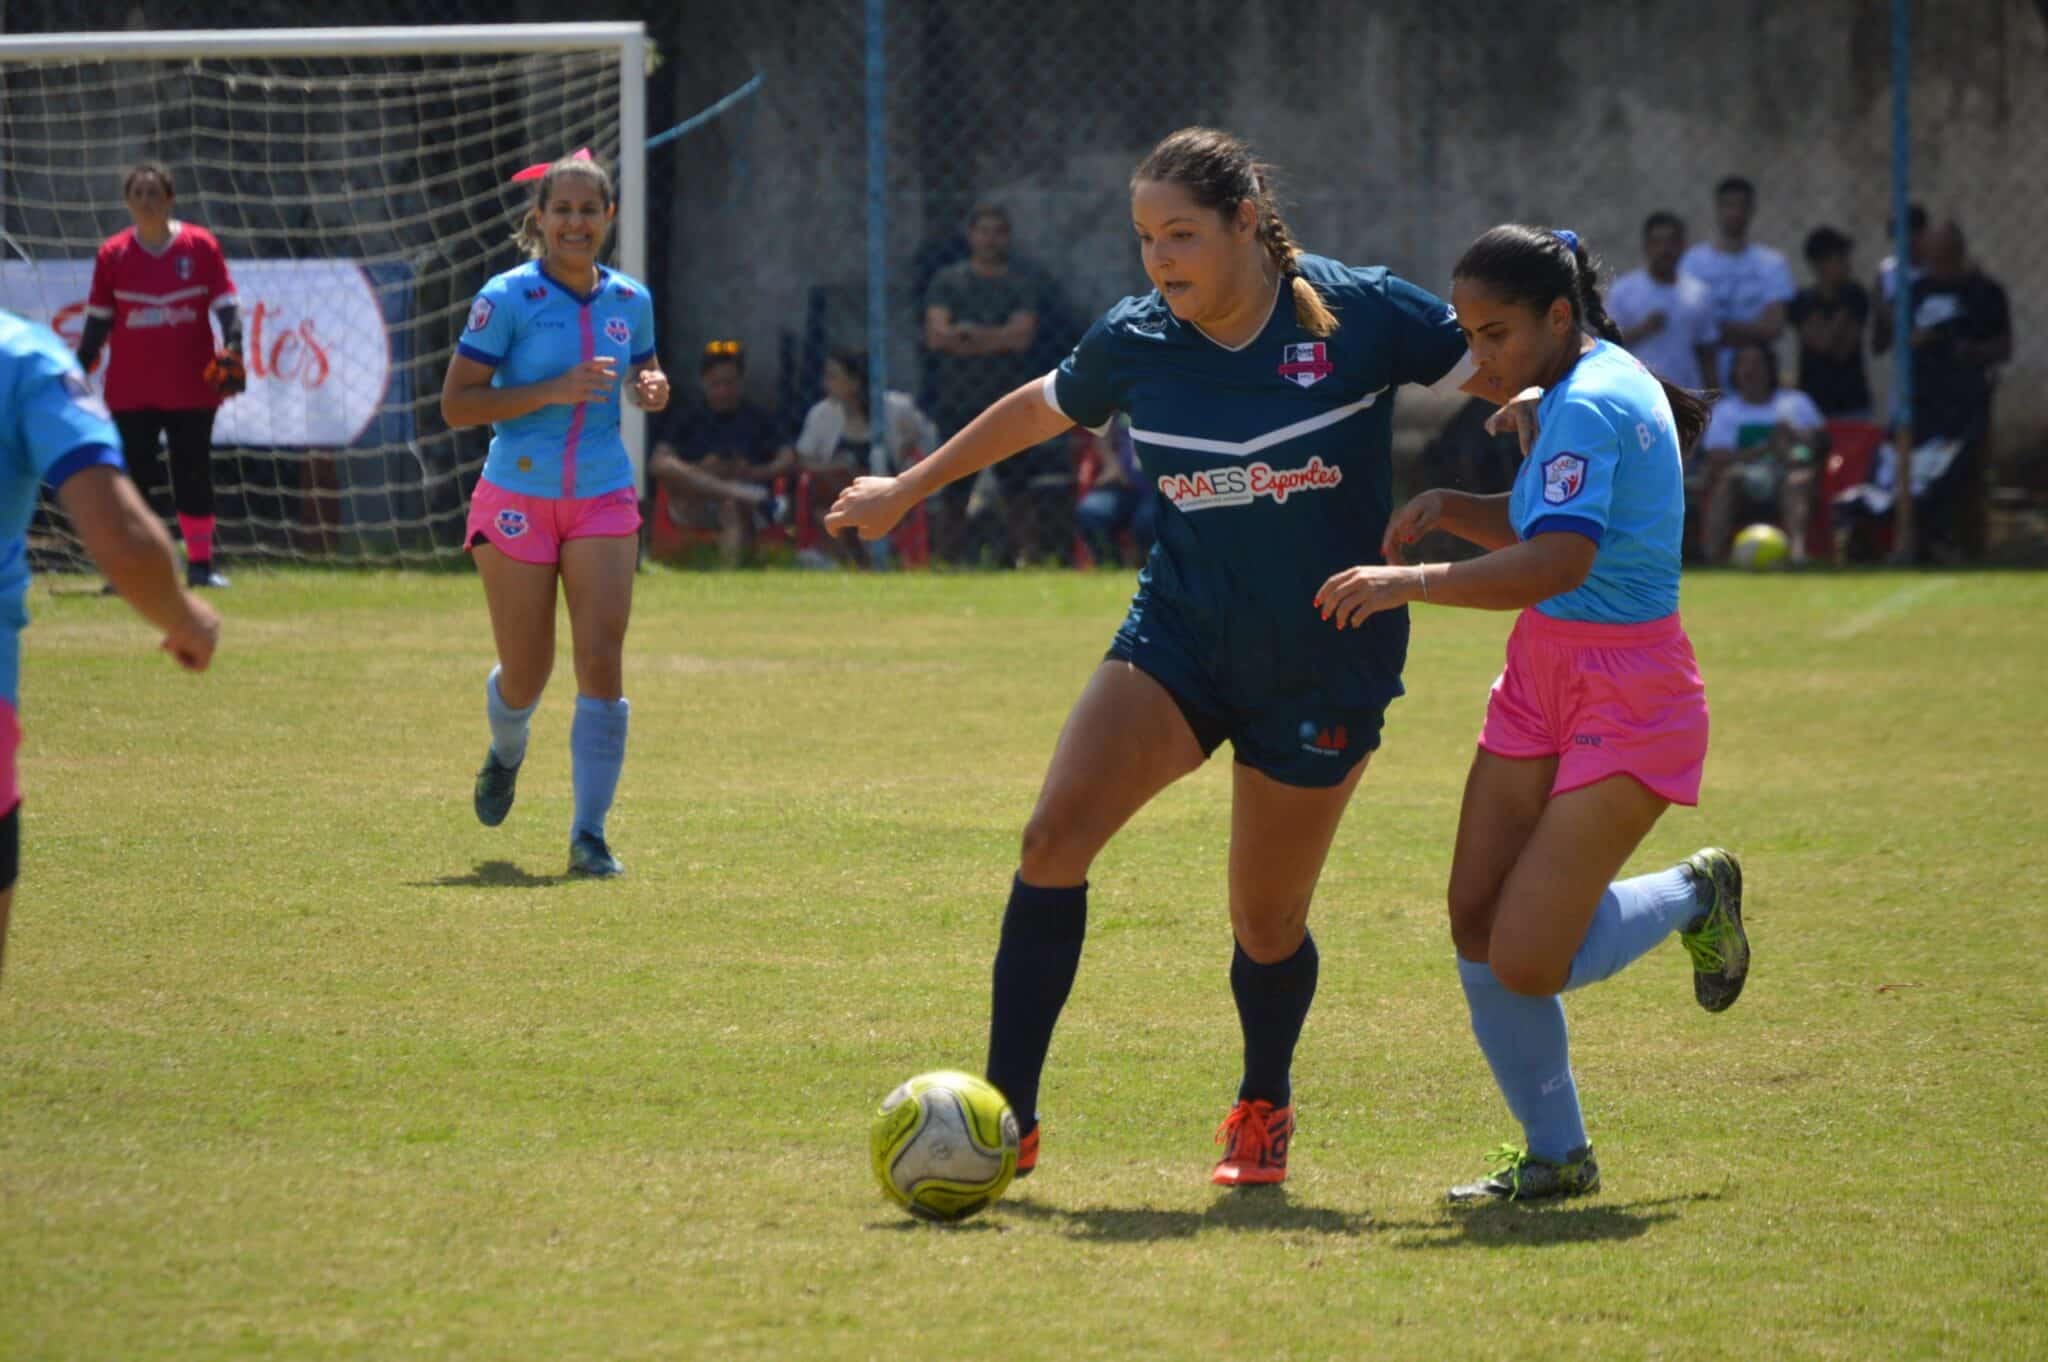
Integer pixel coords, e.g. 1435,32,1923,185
442,154,668,878
1316,224,1751,1202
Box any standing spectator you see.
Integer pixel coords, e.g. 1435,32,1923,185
74,162,244,589
1788,227,1873,420
1681,175,1796,385
923,204,1047,563
791,348,935,567
1607,211,1718,391
1870,202,1929,358
1696,342,1825,565
647,340,793,566
1876,220,2012,559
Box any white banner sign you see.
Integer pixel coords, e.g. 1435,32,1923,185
0,258,394,447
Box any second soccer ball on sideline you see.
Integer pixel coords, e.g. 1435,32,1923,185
1731,523,1791,571
869,1070,1020,1223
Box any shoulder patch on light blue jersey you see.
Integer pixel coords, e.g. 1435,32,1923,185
466,297,494,333
1542,453,1588,504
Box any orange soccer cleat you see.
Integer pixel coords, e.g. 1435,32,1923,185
1211,1099,1293,1186
1014,1124,1039,1179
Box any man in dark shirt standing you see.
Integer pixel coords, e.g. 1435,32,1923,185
923,205,1048,563
1789,227,1873,420
648,341,795,565
1907,222,2012,558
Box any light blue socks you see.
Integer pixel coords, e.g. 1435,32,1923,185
1564,865,1703,992
570,694,629,840
1458,956,1589,1162
485,666,538,767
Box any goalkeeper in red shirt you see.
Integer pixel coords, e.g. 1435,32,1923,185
75,162,245,589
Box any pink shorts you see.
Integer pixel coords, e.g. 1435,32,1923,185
0,700,18,816
465,479,642,565
1478,609,1710,806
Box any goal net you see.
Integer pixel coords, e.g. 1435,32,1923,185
0,23,647,568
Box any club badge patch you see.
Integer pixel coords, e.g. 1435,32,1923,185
1542,453,1587,505
467,297,494,333
604,317,632,345
1277,341,1332,389
494,507,529,539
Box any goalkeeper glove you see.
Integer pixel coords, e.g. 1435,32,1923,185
204,349,247,398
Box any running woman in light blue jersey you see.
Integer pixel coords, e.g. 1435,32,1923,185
442,155,668,878
829,128,1496,1187
0,311,219,987
1316,225,1750,1201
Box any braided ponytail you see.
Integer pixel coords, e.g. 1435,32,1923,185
1133,128,1338,338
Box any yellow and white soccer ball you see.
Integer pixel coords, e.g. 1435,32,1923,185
1731,522,1791,570
869,1070,1020,1222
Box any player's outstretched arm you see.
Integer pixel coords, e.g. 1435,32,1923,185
59,467,219,671
824,378,1071,541
1383,489,1517,562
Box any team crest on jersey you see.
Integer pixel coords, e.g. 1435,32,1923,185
175,256,193,281
1542,453,1587,505
467,298,494,333
604,317,632,345
494,507,529,539
1277,342,1332,388
61,369,111,420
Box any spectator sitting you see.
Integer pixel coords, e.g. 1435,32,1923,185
1073,416,1157,568
1870,201,1929,358
923,203,1053,565
1682,175,1797,386
1607,210,1719,391
1790,226,1873,420
792,347,936,568
1697,341,1825,565
1835,219,2012,561
648,340,795,565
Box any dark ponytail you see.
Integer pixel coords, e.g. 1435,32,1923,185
1454,224,1711,453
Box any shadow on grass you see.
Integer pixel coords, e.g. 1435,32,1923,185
1384,1190,1724,1251
993,1186,1377,1241
410,859,565,890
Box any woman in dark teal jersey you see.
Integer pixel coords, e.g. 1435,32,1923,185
1317,225,1750,1202
829,128,1494,1187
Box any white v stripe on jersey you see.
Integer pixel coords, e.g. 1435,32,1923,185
113,285,209,306
1130,388,1385,458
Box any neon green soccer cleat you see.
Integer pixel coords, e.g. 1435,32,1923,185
1679,847,1749,1013
1448,1143,1601,1204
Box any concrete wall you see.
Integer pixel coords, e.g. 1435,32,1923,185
662,0,2045,458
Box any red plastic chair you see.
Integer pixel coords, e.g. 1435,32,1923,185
1818,418,1886,559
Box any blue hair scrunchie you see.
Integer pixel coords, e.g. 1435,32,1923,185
1554,228,1581,253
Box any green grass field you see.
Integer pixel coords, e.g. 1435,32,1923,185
3,567,2045,1360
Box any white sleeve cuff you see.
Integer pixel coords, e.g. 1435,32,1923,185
211,292,240,313
85,305,113,319
1041,370,1109,435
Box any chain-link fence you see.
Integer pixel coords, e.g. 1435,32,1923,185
6,0,2046,565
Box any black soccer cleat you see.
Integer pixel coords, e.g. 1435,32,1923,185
472,749,521,827
568,831,624,878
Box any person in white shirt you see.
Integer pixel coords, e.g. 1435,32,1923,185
1696,341,1825,564
1607,211,1719,391
1680,176,1796,385
792,348,936,566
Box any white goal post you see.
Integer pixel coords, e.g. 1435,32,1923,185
0,23,648,566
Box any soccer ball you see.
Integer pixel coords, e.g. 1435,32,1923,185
1731,523,1791,570
869,1070,1020,1222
